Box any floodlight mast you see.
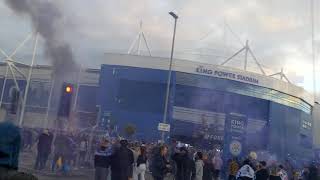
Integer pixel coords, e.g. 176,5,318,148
0,32,38,126
128,20,152,56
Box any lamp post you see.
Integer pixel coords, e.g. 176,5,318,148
162,11,178,141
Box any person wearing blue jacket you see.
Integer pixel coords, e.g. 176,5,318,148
0,110,37,179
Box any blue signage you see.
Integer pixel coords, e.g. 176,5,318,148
223,113,247,159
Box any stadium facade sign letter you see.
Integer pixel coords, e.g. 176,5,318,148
196,66,213,75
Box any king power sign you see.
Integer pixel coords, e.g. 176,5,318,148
196,65,259,84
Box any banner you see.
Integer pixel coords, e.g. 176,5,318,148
223,113,247,159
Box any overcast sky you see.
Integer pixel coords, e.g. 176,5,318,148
0,0,319,93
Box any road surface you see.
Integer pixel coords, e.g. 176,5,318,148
19,151,173,180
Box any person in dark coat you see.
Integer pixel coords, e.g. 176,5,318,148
255,161,269,180
22,128,33,151
34,129,53,170
269,164,282,180
202,153,215,180
308,164,318,180
110,139,134,180
151,145,171,180
172,147,195,180
94,139,112,180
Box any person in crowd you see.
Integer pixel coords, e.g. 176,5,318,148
94,139,111,180
22,128,33,151
64,133,76,171
278,165,288,180
172,146,195,180
136,145,147,180
131,145,140,180
307,164,318,180
194,151,204,180
299,166,309,180
212,152,223,180
255,161,269,180
293,171,300,180
236,159,255,180
151,145,171,180
78,135,88,167
202,153,215,180
0,114,38,179
269,164,282,180
228,158,239,180
51,132,68,172
34,129,53,170
110,139,134,180
284,160,293,180
71,135,78,167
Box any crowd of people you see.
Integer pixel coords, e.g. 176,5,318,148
90,137,320,180
21,128,99,172
19,127,320,180
1,121,320,180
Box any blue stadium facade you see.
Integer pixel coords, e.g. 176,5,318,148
97,54,314,161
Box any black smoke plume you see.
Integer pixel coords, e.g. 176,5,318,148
5,0,77,75
5,0,79,127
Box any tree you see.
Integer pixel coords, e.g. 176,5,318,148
124,123,136,138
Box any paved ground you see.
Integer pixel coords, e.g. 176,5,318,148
18,151,173,180
19,151,95,180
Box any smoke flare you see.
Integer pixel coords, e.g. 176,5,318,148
5,0,79,128
5,0,77,74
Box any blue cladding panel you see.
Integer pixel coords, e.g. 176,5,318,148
0,79,49,112
269,102,313,160
0,78,4,96
3,79,26,103
27,81,50,107
117,79,166,113
99,65,175,140
175,84,269,119
77,85,99,112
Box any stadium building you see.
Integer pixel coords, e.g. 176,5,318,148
98,54,314,161
0,53,315,161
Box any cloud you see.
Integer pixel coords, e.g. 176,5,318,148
258,16,304,33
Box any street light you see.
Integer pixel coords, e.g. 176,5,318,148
162,11,178,141
169,12,178,19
